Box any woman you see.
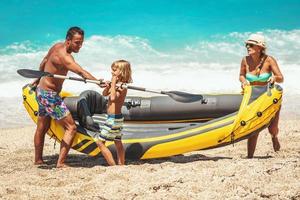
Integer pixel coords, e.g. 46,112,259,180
239,34,284,158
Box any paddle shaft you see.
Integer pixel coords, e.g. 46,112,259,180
50,74,101,84
50,74,164,94
17,69,203,102
124,85,165,94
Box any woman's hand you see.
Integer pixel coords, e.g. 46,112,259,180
241,80,250,89
268,76,276,84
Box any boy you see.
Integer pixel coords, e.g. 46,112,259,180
96,60,132,165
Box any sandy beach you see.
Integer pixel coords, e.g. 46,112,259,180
1,1,300,199
0,118,299,200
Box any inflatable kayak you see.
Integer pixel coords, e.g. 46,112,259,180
22,84,282,159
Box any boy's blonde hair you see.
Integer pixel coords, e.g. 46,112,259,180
111,60,133,83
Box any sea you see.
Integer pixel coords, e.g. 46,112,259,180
1,1,300,128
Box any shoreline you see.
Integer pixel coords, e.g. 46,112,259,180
0,119,299,199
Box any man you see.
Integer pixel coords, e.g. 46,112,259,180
33,27,100,168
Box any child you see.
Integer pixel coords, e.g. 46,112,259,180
96,60,132,166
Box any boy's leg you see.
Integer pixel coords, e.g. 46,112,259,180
56,114,77,168
114,140,125,165
96,140,116,166
34,115,51,164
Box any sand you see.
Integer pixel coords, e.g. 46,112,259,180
0,119,299,200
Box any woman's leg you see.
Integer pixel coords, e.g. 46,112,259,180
247,133,260,158
268,109,281,151
96,140,116,166
114,140,125,165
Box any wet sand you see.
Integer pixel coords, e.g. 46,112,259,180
0,119,299,200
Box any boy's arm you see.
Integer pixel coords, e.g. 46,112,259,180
102,81,111,96
109,76,118,102
109,76,127,102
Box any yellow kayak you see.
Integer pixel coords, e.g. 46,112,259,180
22,84,282,159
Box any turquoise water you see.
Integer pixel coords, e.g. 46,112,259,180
1,1,300,127
1,0,300,50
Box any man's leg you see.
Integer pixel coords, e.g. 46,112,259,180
56,114,77,168
34,116,51,164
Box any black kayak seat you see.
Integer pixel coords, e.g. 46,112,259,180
64,90,107,131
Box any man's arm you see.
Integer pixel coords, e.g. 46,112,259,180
39,57,48,71
63,54,98,81
32,54,49,86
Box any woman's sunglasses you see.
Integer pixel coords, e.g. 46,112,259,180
245,43,255,48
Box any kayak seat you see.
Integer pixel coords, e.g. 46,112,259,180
64,90,107,131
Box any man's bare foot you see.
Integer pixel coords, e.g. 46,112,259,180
56,163,70,168
34,160,45,165
272,137,281,152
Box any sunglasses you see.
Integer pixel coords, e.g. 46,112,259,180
245,43,255,48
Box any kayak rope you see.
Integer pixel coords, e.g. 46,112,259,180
49,134,58,149
218,96,280,144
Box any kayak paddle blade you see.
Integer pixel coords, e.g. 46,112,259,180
17,69,52,78
164,91,203,103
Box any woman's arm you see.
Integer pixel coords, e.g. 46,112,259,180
239,58,249,88
269,56,284,83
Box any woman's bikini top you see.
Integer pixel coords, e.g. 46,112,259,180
246,72,272,82
244,56,272,83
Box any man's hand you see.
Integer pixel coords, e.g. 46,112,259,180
99,80,110,88
31,78,40,87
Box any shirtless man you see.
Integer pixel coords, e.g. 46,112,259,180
33,27,100,168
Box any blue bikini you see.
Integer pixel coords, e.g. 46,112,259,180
246,72,272,83
244,56,272,83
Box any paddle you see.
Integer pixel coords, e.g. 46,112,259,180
17,69,203,103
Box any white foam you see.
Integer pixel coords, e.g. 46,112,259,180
1,30,300,127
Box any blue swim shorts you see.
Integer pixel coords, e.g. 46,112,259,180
36,87,70,120
97,114,124,141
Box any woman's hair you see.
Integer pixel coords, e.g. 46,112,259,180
111,60,133,83
255,47,267,76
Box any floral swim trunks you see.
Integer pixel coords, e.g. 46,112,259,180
36,87,70,120
97,114,124,141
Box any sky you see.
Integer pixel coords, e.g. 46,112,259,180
1,0,300,50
